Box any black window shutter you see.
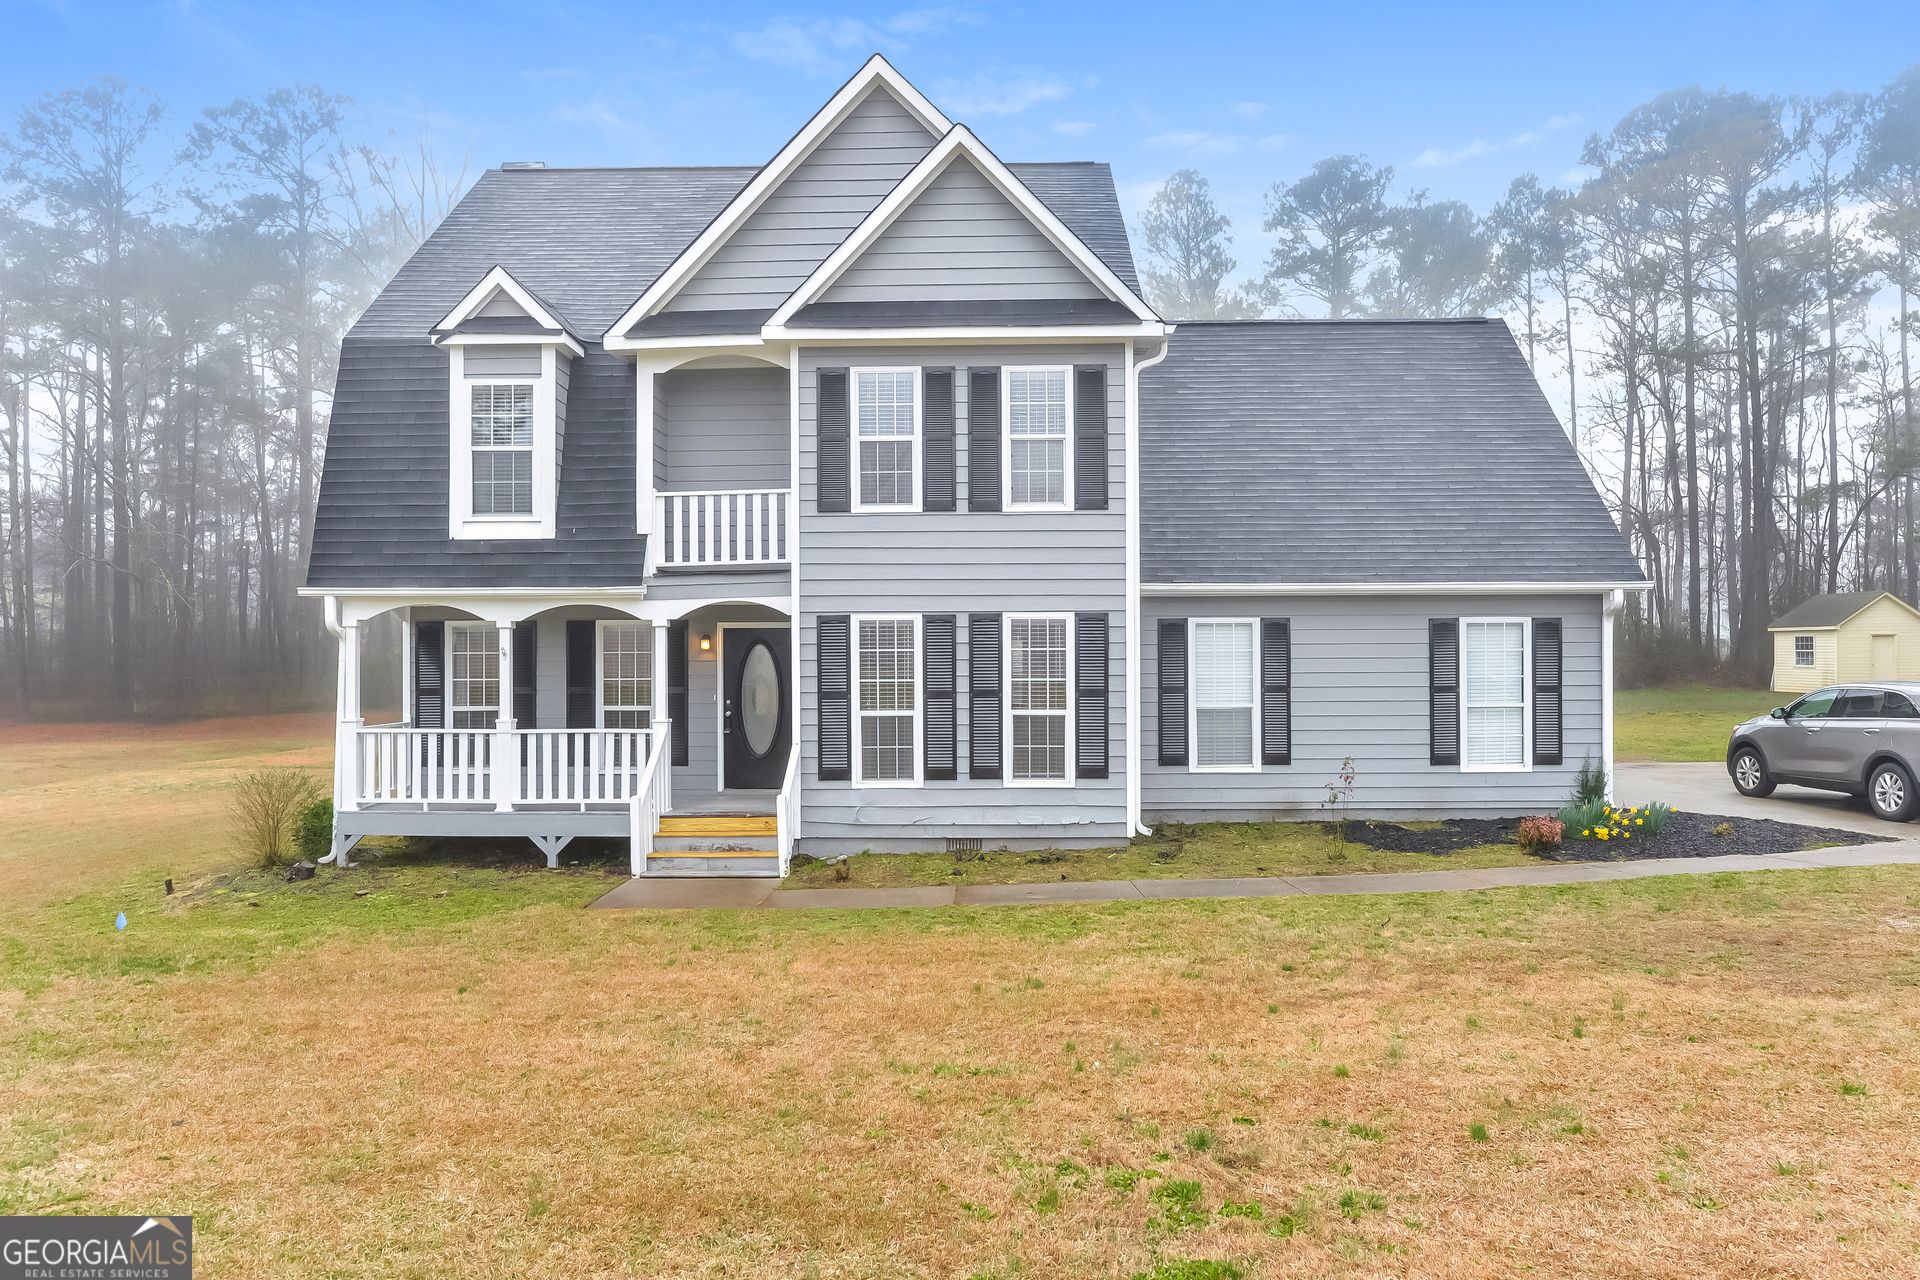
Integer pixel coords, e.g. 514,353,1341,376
1261,617,1291,766
512,623,536,727
1533,617,1563,766
414,620,445,729
967,368,1001,512
1075,612,1109,779
923,614,957,780
668,620,689,766
969,613,1003,779
565,620,594,728
817,369,850,513
817,614,852,781
923,368,955,513
1073,365,1108,511
1430,618,1460,766
1157,619,1187,767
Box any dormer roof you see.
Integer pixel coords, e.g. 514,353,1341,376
431,265,586,356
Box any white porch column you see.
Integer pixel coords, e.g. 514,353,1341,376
334,609,362,813
651,620,671,765
495,620,518,811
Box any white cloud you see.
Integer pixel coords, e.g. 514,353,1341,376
551,95,650,140
730,9,980,74
1145,131,1244,156
1546,113,1584,131
1413,114,1579,169
1256,133,1296,150
937,73,1072,116
1226,102,1270,121
1053,120,1097,136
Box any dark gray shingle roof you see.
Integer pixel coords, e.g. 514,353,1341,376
1139,319,1645,586
1005,162,1140,296
1768,592,1902,629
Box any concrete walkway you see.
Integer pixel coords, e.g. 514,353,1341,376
588,841,1920,910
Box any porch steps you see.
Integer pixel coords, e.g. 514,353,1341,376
649,814,779,872
659,815,777,838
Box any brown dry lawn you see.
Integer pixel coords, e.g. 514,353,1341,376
5,717,1920,1279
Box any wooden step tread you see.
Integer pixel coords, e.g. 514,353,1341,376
648,849,777,858
659,816,778,836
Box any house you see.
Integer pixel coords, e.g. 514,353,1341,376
298,55,1646,877
1768,592,1920,693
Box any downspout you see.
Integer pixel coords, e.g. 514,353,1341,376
320,595,344,863
1602,588,1625,803
1127,332,1174,836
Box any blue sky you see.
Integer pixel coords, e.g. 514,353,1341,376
7,0,1918,288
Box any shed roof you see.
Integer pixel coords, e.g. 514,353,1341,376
1137,319,1646,586
1768,592,1920,630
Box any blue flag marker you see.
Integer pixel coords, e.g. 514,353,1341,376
116,911,127,931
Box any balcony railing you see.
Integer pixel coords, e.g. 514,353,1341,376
655,489,789,568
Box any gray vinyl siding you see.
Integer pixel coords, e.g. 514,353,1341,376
476,290,527,318
1141,593,1607,820
821,158,1106,304
659,367,790,491
553,354,570,475
795,344,1128,853
464,344,540,376
666,88,936,313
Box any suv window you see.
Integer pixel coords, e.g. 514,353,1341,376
1886,691,1920,719
1788,688,1841,718
1836,690,1883,717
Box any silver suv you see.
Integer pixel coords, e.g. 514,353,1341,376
1727,683,1920,822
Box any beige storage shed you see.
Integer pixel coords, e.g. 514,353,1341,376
1769,591,1920,693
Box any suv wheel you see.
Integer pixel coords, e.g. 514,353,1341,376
1868,761,1920,822
1732,747,1775,798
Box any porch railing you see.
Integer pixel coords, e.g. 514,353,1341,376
656,489,789,567
627,719,674,876
352,727,655,809
776,742,800,878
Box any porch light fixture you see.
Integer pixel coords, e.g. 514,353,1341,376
699,634,713,652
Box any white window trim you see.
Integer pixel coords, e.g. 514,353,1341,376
1460,616,1532,774
1186,617,1262,774
596,619,654,731
1003,612,1076,788
1794,634,1815,666
850,366,923,514
448,621,501,729
448,343,560,539
1002,365,1075,512
854,613,922,788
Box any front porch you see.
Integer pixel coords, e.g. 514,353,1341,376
315,589,799,879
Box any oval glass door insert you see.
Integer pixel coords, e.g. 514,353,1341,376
741,642,780,757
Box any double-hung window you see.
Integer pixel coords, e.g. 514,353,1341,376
448,623,500,730
1007,615,1072,783
600,622,654,729
470,383,535,515
1190,620,1258,770
1795,635,1815,667
1461,619,1528,770
854,369,919,510
1005,367,1071,507
857,617,919,783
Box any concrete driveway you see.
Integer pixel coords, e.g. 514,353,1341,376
1614,760,1900,836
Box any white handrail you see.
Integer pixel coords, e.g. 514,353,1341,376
657,489,790,566
775,742,800,878
627,719,673,876
353,727,653,809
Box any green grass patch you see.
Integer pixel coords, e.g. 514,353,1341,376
1615,685,1780,762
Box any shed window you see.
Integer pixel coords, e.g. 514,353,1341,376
1462,620,1527,769
1794,635,1814,667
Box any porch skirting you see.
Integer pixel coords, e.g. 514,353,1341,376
336,809,632,840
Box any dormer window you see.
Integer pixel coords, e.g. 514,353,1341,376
471,383,535,515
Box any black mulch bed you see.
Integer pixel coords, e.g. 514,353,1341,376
1336,812,1894,861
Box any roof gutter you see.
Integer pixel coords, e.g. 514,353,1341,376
1140,581,1652,597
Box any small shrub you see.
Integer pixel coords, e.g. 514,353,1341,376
228,769,323,868
1571,755,1608,805
293,797,333,863
1712,822,1735,838
1515,815,1565,851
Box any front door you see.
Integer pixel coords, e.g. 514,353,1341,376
1873,634,1897,680
722,628,791,789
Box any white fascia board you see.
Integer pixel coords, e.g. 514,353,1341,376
767,126,1160,328
442,330,587,358
601,55,953,345
435,266,570,335
760,322,1168,345
603,331,774,356
298,586,647,599
1140,581,1654,597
